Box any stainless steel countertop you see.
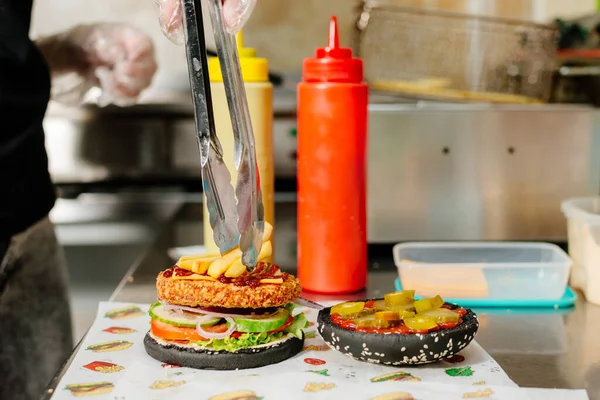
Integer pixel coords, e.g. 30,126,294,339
45,195,599,399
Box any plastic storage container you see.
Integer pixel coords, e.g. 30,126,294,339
393,242,572,300
561,197,600,305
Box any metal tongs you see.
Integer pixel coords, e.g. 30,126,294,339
182,0,264,270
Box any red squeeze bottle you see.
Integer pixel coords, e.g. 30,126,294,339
297,16,368,294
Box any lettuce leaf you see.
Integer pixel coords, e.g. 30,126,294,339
192,331,285,353
284,312,309,339
284,303,296,313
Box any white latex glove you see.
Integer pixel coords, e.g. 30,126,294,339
156,0,256,44
50,23,157,107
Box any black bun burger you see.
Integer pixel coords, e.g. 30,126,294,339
144,230,309,370
317,290,479,366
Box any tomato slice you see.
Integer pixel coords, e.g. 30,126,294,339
151,319,208,341
200,323,229,334
151,319,230,341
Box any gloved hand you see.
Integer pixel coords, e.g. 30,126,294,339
44,23,157,107
157,0,257,44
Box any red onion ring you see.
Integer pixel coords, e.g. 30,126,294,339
196,316,236,339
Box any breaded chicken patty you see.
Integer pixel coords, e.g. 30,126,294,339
157,271,302,308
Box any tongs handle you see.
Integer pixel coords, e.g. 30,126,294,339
206,0,264,268
182,0,240,254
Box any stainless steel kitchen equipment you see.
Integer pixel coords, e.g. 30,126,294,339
46,100,600,243
551,50,600,106
367,102,600,243
357,1,559,103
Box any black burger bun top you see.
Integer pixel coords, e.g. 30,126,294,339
317,302,478,366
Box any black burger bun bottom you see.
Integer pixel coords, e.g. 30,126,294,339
317,303,478,366
144,332,304,370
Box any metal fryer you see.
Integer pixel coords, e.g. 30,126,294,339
357,1,559,103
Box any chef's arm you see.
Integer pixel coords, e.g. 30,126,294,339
35,32,88,76
33,24,157,107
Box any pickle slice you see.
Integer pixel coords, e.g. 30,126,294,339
398,310,416,319
331,301,365,316
388,303,416,313
431,295,444,308
353,315,401,329
372,300,387,311
404,316,438,331
371,300,415,312
414,295,444,313
374,319,400,329
384,290,415,308
375,311,401,322
354,315,377,328
419,308,460,323
344,309,376,319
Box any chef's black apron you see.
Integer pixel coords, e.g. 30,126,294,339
0,0,56,242
0,8,73,400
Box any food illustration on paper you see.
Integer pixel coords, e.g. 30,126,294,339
161,363,182,369
64,381,114,397
303,382,337,392
149,380,186,390
306,369,330,376
370,393,415,400
102,326,137,335
462,388,494,398
371,371,421,383
82,361,124,374
208,390,263,400
86,340,133,353
304,358,326,365
446,366,474,377
104,305,145,320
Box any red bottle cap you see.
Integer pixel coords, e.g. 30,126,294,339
302,16,363,83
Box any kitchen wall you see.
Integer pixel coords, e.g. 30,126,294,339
31,0,597,99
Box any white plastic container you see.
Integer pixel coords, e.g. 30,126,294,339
561,197,600,305
393,242,572,300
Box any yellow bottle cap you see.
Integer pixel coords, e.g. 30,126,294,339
208,31,269,83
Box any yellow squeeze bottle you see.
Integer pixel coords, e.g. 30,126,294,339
204,32,274,263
